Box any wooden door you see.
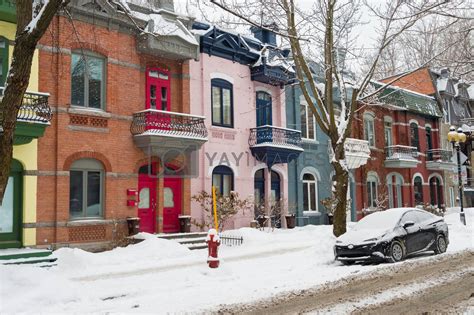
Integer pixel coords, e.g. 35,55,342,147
138,173,156,233
163,177,182,233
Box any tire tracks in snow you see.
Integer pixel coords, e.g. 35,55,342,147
215,250,474,315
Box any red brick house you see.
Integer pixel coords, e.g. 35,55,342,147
353,83,452,218
35,0,205,250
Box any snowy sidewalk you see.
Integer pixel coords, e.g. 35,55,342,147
0,209,473,314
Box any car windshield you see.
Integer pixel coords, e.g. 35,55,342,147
353,210,404,231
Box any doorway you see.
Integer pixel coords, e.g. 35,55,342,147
0,160,23,248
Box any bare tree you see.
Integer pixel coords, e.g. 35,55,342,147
0,1,70,203
205,0,454,236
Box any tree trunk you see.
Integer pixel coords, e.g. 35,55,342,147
332,161,349,237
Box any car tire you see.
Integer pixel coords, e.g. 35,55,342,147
434,234,447,255
388,240,405,263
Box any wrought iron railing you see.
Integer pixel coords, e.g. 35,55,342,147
385,145,418,159
248,125,302,148
130,109,208,139
460,118,474,127
219,234,243,246
426,149,453,162
0,87,52,124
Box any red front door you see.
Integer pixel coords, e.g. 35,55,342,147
163,177,182,233
138,173,156,233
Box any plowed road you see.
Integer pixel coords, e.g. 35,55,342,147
217,251,473,314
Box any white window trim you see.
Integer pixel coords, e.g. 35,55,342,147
366,174,378,209
300,98,318,142
302,173,319,212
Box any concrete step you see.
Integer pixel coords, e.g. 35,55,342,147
156,232,208,240
0,248,56,265
177,237,207,245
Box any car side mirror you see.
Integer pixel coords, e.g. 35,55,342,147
403,221,415,229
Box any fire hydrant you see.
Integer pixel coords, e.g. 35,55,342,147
206,229,220,268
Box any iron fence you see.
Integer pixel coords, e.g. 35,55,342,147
219,234,244,246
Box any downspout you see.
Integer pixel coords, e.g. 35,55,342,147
200,54,205,224
54,15,60,248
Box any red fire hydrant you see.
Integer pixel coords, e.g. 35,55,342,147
206,229,220,268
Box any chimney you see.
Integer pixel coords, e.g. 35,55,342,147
440,68,450,78
250,22,278,46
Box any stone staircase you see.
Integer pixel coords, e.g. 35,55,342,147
0,248,56,265
156,232,208,250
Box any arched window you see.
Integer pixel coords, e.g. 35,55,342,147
0,36,8,86
410,122,420,151
302,173,318,212
384,117,393,147
387,173,403,208
71,51,106,109
211,79,233,127
363,113,375,147
212,165,233,196
367,174,378,208
70,159,104,218
413,176,424,205
429,176,443,208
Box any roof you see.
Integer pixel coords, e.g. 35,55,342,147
380,68,436,96
375,82,442,118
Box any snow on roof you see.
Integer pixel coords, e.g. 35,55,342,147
147,14,198,45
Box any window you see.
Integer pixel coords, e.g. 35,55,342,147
212,165,233,196
426,126,432,152
384,120,392,147
443,98,451,124
302,173,318,212
71,52,106,109
69,159,104,218
300,99,316,140
363,113,375,147
211,79,233,127
400,211,420,225
256,91,272,126
414,176,424,205
367,175,378,208
0,37,8,87
416,211,434,222
429,176,443,208
410,122,420,151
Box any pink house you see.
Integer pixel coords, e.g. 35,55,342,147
189,23,303,230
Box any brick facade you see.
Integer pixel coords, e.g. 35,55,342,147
353,104,445,219
35,14,192,250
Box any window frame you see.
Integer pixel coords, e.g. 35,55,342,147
410,122,420,151
0,36,9,87
300,99,317,141
363,113,376,147
69,159,104,219
413,176,424,206
366,175,378,208
70,51,107,110
212,165,234,196
302,173,318,212
384,120,393,147
211,79,234,128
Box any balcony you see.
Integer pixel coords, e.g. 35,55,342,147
344,138,371,169
251,64,295,87
426,149,455,171
384,145,420,168
131,109,208,157
0,87,52,145
248,125,303,167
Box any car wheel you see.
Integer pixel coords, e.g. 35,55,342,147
434,234,447,254
388,240,405,263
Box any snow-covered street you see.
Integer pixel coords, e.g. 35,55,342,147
1,208,473,314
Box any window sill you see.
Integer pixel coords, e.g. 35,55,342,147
210,126,237,133
66,218,106,226
68,106,111,118
302,138,319,144
303,211,321,217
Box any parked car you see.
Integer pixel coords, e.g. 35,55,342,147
334,208,449,264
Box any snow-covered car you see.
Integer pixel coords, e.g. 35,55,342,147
334,208,449,264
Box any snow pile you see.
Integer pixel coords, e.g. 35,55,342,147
0,211,472,314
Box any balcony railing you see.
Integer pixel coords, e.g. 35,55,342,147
130,109,208,140
344,138,371,169
460,118,474,127
426,149,453,162
249,125,302,148
385,145,418,160
0,87,52,124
